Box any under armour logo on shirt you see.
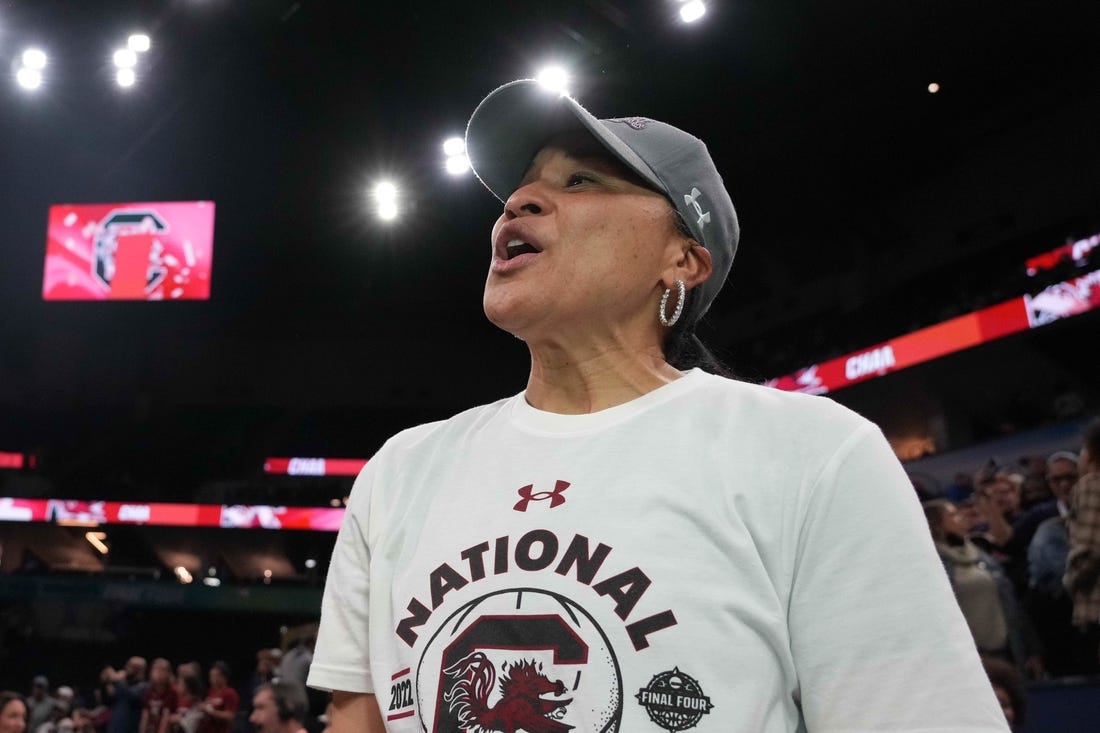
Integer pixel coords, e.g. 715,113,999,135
684,187,711,227
513,480,571,512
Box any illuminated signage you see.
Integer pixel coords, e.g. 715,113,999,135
0,497,343,531
263,457,369,477
769,246,1100,395
43,201,215,301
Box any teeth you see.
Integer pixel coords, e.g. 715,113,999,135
503,238,538,260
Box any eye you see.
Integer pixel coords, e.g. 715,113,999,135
566,172,596,187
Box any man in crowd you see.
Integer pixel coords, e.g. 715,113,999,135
26,677,61,733
1026,451,1081,675
247,682,309,733
103,658,149,733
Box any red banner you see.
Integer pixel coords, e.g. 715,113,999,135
263,457,369,477
1026,233,1099,276
0,497,344,531
767,267,1100,395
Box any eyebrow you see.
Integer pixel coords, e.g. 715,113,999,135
520,149,652,190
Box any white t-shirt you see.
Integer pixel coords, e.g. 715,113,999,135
308,370,1008,732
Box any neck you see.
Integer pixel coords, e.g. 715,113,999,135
523,331,682,414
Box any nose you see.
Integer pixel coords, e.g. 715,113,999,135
502,180,548,220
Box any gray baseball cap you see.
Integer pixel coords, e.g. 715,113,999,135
465,78,739,326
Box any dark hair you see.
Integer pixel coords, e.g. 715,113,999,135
258,680,308,723
210,660,231,680
661,209,739,377
664,327,737,377
981,655,1026,727
920,498,951,531
181,675,202,699
0,692,26,720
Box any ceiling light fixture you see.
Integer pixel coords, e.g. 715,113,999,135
85,531,109,555
680,0,706,23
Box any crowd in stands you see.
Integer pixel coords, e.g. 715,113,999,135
918,414,1100,729
0,628,325,733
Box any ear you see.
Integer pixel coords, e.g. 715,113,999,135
662,241,712,290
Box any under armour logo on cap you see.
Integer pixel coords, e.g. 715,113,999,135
684,187,711,227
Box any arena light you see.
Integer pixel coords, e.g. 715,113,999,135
442,137,465,157
445,153,470,175
535,65,570,94
14,68,40,90
128,34,151,53
372,180,399,221
202,576,221,587
174,566,194,584
680,0,706,23
116,68,136,88
113,48,138,69
442,136,470,176
15,67,42,90
21,47,47,70
928,82,941,94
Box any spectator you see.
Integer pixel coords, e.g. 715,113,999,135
1013,453,1050,509
195,663,237,733
243,650,278,708
981,655,1026,732
1,692,27,733
138,660,178,733
168,677,202,733
173,664,202,704
1026,450,1082,676
103,658,149,733
973,463,1060,597
1064,415,1100,673
247,682,308,733
25,679,58,733
34,701,71,733
275,630,314,689
923,499,1043,677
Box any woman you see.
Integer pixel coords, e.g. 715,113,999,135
195,663,236,733
308,79,1007,731
138,659,178,733
0,692,27,733
168,676,202,733
923,498,1040,674
1064,415,1100,672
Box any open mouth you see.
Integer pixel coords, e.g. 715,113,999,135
505,239,540,259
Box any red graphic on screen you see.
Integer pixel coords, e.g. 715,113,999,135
43,201,215,301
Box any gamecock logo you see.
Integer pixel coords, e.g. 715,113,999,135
443,653,572,732
416,588,622,733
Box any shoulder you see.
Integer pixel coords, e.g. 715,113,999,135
369,396,513,465
689,372,882,450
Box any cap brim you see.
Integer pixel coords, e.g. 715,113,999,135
465,79,666,203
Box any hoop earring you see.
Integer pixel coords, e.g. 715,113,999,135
659,279,686,327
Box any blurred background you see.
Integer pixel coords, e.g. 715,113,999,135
1,1,1099,729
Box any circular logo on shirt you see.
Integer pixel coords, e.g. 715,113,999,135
415,588,623,732
635,668,714,732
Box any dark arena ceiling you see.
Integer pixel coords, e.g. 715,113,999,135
1,0,1099,497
